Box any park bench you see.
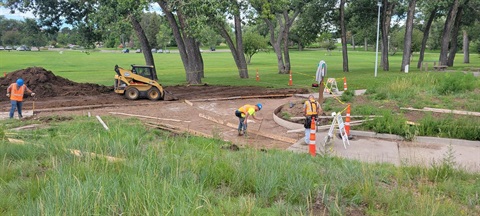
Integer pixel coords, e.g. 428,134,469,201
419,60,437,71
433,65,448,71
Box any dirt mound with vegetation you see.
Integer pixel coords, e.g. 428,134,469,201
0,67,112,99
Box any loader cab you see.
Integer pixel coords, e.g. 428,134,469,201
131,65,158,80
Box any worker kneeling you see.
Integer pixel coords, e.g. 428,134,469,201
235,103,263,136
304,95,321,144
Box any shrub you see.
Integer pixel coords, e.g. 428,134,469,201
436,73,475,95
361,111,414,139
417,114,480,141
340,89,355,102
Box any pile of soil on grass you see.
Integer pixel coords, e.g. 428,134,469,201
0,67,112,100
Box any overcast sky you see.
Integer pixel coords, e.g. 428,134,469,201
0,7,36,20
0,4,162,21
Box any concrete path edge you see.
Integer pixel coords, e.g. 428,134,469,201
272,104,480,148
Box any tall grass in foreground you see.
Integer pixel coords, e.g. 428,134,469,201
1,117,479,215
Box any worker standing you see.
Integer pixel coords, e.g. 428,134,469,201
235,103,263,136
304,95,321,144
6,78,35,119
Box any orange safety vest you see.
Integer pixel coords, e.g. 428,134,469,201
304,100,319,116
238,104,256,117
10,83,26,101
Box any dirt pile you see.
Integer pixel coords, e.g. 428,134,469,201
0,67,112,99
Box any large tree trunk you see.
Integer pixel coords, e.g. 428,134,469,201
216,2,248,78
218,22,248,78
266,18,286,74
381,0,395,71
401,0,416,72
283,11,292,74
417,7,437,68
439,0,460,66
130,15,155,68
352,35,355,50
364,37,368,51
233,12,249,78
158,1,202,84
447,5,464,67
264,10,300,74
340,0,349,72
463,30,469,63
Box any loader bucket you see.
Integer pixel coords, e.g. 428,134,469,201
163,90,178,101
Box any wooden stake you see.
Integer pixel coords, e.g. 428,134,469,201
96,115,109,131
184,100,193,106
68,149,124,162
109,112,191,123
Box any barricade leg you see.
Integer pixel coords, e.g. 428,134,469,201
345,104,351,138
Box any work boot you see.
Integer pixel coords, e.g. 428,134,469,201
238,130,243,136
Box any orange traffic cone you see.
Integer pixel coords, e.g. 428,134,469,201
343,77,347,91
345,104,351,138
288,71,293,86
3,72,6,77
309,116,316,156
256,69,260,81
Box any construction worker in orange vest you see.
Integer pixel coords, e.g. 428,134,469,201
235,103,263,136
6,78,35,119
303,95,321,144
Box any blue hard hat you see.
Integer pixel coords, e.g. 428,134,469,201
256,103,262,110
16,79,24,86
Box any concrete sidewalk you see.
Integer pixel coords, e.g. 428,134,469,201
288,130,480,173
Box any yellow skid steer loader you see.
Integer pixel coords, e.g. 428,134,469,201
114,65,177,100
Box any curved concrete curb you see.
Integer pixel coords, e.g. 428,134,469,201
350,130,480,147
273,105,303,130
414,136,480,148
349,130,405,141
273,103,480,148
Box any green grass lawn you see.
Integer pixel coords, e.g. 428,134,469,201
1,48,478,89
0,117,478,215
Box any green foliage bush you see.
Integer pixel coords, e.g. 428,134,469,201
360,112,480,141
361,111,413,139
436,73,476,95
417,114,480,141
340,89,355,102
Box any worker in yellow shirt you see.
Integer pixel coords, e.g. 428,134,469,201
235,103,263,136
304,95,321,144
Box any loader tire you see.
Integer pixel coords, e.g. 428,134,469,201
125,88,140,100
147,87,162,100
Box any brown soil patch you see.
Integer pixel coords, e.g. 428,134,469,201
0,67,112,100
0,67,308,111
165,84,308,100
274,100,333,126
